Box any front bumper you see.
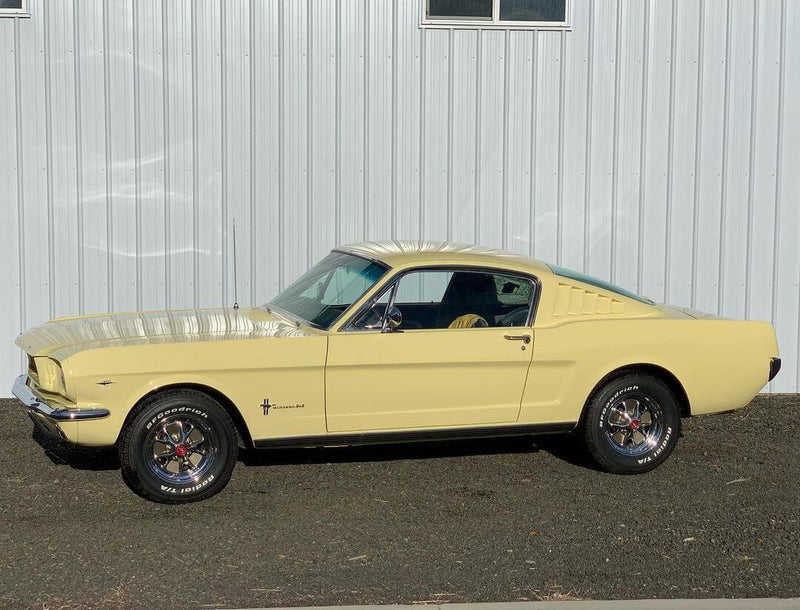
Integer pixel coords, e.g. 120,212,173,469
12,375,110,421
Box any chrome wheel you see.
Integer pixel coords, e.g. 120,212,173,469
604,395,663,457
145,416,217,485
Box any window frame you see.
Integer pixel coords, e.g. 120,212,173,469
340,265,542,332
0,0,30,18
420,0,571,30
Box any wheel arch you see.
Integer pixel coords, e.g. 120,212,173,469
580,363,692,425
119,382,254,449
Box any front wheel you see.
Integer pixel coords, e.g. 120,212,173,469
582,374,681,474
118,389,238,503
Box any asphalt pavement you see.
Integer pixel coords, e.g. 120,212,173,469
1,394,798,609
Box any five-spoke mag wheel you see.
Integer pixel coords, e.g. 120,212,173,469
604,396,663,457
147,417,217,485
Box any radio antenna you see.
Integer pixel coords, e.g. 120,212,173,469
232,218,239,310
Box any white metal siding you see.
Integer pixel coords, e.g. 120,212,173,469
0,0,798,395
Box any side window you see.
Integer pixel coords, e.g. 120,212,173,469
494,275,532,306
352,269,535,330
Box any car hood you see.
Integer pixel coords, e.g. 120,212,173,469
16,307,314,361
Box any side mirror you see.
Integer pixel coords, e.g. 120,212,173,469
381,306,403,333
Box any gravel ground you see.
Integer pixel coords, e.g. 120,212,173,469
1,394,798,609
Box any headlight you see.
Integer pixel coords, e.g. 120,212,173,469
33,357,66,395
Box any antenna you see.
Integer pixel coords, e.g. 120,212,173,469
232,218,239,310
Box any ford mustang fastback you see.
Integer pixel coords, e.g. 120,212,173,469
12,241,781,503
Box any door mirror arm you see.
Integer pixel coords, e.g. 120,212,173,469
381,283,402,333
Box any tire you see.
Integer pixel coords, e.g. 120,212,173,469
582,373,681,474
118,389,238,504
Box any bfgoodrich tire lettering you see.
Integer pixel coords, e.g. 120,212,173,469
582,373,681,474
119,389,238,504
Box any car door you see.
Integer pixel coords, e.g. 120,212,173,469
325,268,537,433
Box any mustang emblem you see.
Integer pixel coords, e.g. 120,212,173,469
261,398,304,415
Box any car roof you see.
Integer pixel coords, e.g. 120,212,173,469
335,240,554,276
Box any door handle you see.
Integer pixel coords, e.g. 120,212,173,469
504,334,531,344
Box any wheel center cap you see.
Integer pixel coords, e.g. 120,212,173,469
175,444,188,456
630,419,640,431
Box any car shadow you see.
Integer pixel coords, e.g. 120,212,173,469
30,425,601,474
238,431,603,472
32,426,120,471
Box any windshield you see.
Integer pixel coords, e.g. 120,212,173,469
267,252,389,329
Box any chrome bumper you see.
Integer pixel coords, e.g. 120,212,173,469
12,375,110,421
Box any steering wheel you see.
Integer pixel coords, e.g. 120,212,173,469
499,307,529,327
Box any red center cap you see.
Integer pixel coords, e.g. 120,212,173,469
175,444,188,456
630,420,640,431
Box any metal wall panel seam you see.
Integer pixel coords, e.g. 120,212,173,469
769,0,786,392
14,18,26,361
133,0,142,311
717,0,733,315
582,0,594,273
664,0,678,303
636,0,650,293
556,30,565,265
446,28,454,242
419,28,426,239
391,0,398,238
468,30,483,243
72,0,84,314
306,0,313,266
43,0,55,318
528,29,538,257
610,0,622,283
744,0,759,320
277,0,284,289
334,0,341,245
363,0,369,240
249,0,256,304
690,0,706,309
220,0,228,306
500,29,509,250
191,0,200,306
162,0,171,310
102,0,113,311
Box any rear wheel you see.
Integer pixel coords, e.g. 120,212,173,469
118,389,238,503
582,373,681,474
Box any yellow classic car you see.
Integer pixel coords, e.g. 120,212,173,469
13,241,780,503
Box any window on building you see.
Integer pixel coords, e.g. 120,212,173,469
0,0,28,17
422,0,569,29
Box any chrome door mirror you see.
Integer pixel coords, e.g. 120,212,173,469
381,306,403,333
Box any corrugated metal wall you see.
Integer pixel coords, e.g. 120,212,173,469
0,0,798,396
